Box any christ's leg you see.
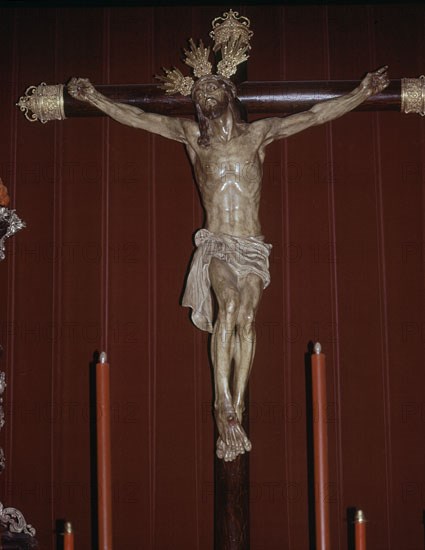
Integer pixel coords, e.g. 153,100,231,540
233,273,263,423
209,258,251,462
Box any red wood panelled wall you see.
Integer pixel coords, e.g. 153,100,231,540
0,5,424,549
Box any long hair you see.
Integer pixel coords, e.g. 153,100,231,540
192,76,244,148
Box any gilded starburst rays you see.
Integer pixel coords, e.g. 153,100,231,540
156,10,253,96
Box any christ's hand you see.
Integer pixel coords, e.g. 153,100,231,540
361,66,389,97
67,77,96,102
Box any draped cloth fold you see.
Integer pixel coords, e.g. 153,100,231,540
182,228,272,333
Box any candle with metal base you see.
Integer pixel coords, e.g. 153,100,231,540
311,342,331,550
96,352,113,550
355,510,366,550
63,521,74,550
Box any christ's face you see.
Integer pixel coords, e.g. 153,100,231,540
193,79,230,119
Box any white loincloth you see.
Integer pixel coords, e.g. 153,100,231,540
182,228,272,333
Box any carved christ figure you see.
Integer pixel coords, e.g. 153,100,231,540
68,66,389,462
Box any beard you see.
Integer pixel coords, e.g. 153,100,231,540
200,97,228,119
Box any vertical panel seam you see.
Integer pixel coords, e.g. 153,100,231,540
101,8,111,353
51,6,64,535
367,6,393,548
323,7,344,546
149,9,157,548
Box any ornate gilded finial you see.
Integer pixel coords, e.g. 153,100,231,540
17,83,65,123
156,9,253,95
210,9,253,52
401,75,425,116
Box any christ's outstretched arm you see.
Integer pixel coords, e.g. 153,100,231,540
68,77,195,143
255,66,390,145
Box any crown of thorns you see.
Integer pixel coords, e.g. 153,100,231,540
156,10,253,96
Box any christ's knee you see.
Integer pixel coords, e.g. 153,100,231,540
218,289,240,331
236,307,256,344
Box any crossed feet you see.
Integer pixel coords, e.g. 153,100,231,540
215,402,252,462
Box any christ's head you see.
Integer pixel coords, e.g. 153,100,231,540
192,75,240,147
192,75,236,119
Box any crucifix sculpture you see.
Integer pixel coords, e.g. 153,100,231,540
17,10,423,464
66,61,389,464
67,13,390,464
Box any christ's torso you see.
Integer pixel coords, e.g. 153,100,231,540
186,124,266,237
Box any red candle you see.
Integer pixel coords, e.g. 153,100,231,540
311,342,331,550
64,521,74,550
97,352,113,550
355,510,366,550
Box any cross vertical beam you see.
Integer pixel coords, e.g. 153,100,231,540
215,442,249,549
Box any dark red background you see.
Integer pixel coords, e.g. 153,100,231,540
0,4,424,549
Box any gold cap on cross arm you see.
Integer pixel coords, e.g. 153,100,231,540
401,75,425,116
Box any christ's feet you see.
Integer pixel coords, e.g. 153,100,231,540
214,404,252,462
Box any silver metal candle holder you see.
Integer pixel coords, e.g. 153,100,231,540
0,207,35,537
